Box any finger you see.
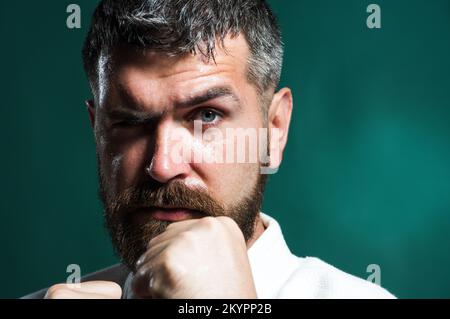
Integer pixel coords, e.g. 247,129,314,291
46,290,120,299
131,262,157,298
137,241,170,269
65,281,122,298
45,282,122,299
162,218,200,234
146,218,200,249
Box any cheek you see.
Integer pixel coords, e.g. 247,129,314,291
100,135,149,192
191,155,260,206
209,163,260,205
188,124,265,203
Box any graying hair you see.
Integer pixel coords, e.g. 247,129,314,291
82,0,283,97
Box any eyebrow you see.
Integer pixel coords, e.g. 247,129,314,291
105,108,158,123
106,86,241,122
174,86,241,109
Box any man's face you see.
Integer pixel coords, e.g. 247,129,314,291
92,36,270,270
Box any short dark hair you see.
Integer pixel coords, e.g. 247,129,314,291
82,0,283,97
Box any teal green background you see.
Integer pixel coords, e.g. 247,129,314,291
1,1,449,298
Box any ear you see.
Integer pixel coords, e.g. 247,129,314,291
267,87,293,171
86,99,96,129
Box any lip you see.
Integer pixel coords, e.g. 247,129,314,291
135,207,204,222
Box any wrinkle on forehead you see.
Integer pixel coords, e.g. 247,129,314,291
112,34,250,77
101,35,252,112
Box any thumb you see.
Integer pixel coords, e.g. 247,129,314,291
45,281,122,299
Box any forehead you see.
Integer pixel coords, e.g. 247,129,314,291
99,35,253,110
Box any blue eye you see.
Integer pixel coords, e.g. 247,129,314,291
199,109,219,123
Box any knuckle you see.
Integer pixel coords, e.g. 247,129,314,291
137,251,150,267
200,216,219,229
179,230,194,242
45,285,73,299
46,284,66,296
217,215,234,225
158,250,184,277
158,259,181,289
159,250,176,270
217,216,240,231
166,222,178,231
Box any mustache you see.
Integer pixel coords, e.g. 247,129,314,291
106,180,225,217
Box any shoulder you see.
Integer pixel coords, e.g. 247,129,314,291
278,257,396,299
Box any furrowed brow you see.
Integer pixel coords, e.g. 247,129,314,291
174,86,241,109
104,86,240,122
105,108,162,123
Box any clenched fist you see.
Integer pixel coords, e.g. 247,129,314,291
131,216,257,299
45,281,122,299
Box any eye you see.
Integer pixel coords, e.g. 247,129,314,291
112,118,145,128
195,109,221,124
113,121,135,128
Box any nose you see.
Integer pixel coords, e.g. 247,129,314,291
146,120,192,183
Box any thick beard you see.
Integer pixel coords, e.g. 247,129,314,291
98,160,267,271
